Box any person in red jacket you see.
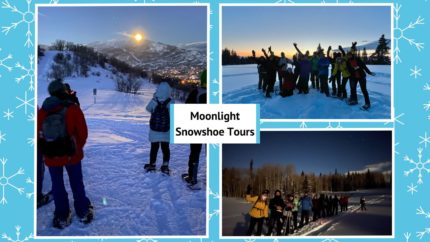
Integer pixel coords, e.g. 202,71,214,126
38,80,93,229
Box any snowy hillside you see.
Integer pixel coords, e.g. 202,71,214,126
88,38,206,72
222,64,391,119
37,51,207,236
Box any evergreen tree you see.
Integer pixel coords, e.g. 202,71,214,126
375,34,390,64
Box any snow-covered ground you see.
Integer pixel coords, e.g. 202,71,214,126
37,51,206,236
222,64,391,119
222,188,392,236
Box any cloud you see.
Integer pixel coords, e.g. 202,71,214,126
117,32,133,38
349,161,392,174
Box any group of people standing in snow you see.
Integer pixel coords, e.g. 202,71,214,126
37,70,207,229
252,42,375,110
244,187,363,236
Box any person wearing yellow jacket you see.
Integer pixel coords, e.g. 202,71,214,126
245,186,269,236
331,45,352,100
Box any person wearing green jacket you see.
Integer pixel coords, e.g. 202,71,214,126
331,45,352,100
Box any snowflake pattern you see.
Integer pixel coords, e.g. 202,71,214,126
0,50,13,78
0,130,6,144
1,226,33,242
326,122,342,129
15,55,34,91
3,108,14,120
393,4,425,64
404,232,412,242
0,157,25,204
410,65,422,79
16,91,34,115
420,132,430,148
1,0,34,48
321,239,339,242
404,147,430,184
407,183,418,195
416,207,430,239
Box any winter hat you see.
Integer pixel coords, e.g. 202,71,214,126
48,79,66,97
262,189,270,195
155,82,172,101
200,69,207,88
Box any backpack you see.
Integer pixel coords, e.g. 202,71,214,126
39,105,76,158
149,98,171,132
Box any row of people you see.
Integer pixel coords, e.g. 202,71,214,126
245,187,365,236
252,42,375,110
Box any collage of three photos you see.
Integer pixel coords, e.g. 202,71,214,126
34,3,393,239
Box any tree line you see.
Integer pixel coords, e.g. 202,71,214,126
222,162,391,198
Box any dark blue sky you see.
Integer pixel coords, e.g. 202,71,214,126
38,6,207,45
223,6,391,57
223,131,392,174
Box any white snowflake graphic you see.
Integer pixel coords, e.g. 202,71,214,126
274,0,295,3
299,121,307,128
15,55,34,91
416,207,430,239
26,137,34,147
395,142,400,155
0,130,6,144
0,157,25,204
404,147,430,184
326,122,342,129
16,91,34,115
407,183,418,195
404,232,411,242
420,132,430,148
393,4,425,64
49,0,59,3
1,0,34,48
321,0,352,3
27,112,34,122
208,209,220,221
136,239,157,242
322,239,339,242
410,65,422,79
209,188,220,199
1,226,33,242
0,50,13,78
25,177,33,199
3,108,14,120
386,112,405,126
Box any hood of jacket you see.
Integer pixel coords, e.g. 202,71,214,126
155,82,172,101
41,96,73,112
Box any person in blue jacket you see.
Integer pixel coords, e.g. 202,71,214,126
318,46,332,97
300,192,313,227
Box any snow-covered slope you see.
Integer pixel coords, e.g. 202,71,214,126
37,52,207,236
222,64,391,119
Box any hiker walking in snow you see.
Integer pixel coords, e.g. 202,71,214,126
346,43,375,110
182,70,207,189
38,80,93,229
299,192,312,227
360,196,367,211
144,82,174,175
266,190,286,236
245,186,269,236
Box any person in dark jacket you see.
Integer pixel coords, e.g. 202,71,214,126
252,50,268,91
64,82,80,106
266,190,286,236
283,194,295,235
312,194,320,221
261,47,279,98
38,80,93,229
182,70,207,189
347,49,375,110
360,196,367,211
318,47,332,97
297,55,312,94
280,68,295,97
333,195,339,215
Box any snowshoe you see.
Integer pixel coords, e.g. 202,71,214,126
187,181,202,191
80,204,94,224
53,210,72,229
360,104,371,111
348,100,358,105
144,163,156,172
37,191,53,209
160,165,170,176
182,174,193,184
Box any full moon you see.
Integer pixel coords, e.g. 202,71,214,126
134,33,143,42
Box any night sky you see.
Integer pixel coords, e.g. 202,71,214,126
38,6,207,45
223,131,392,174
